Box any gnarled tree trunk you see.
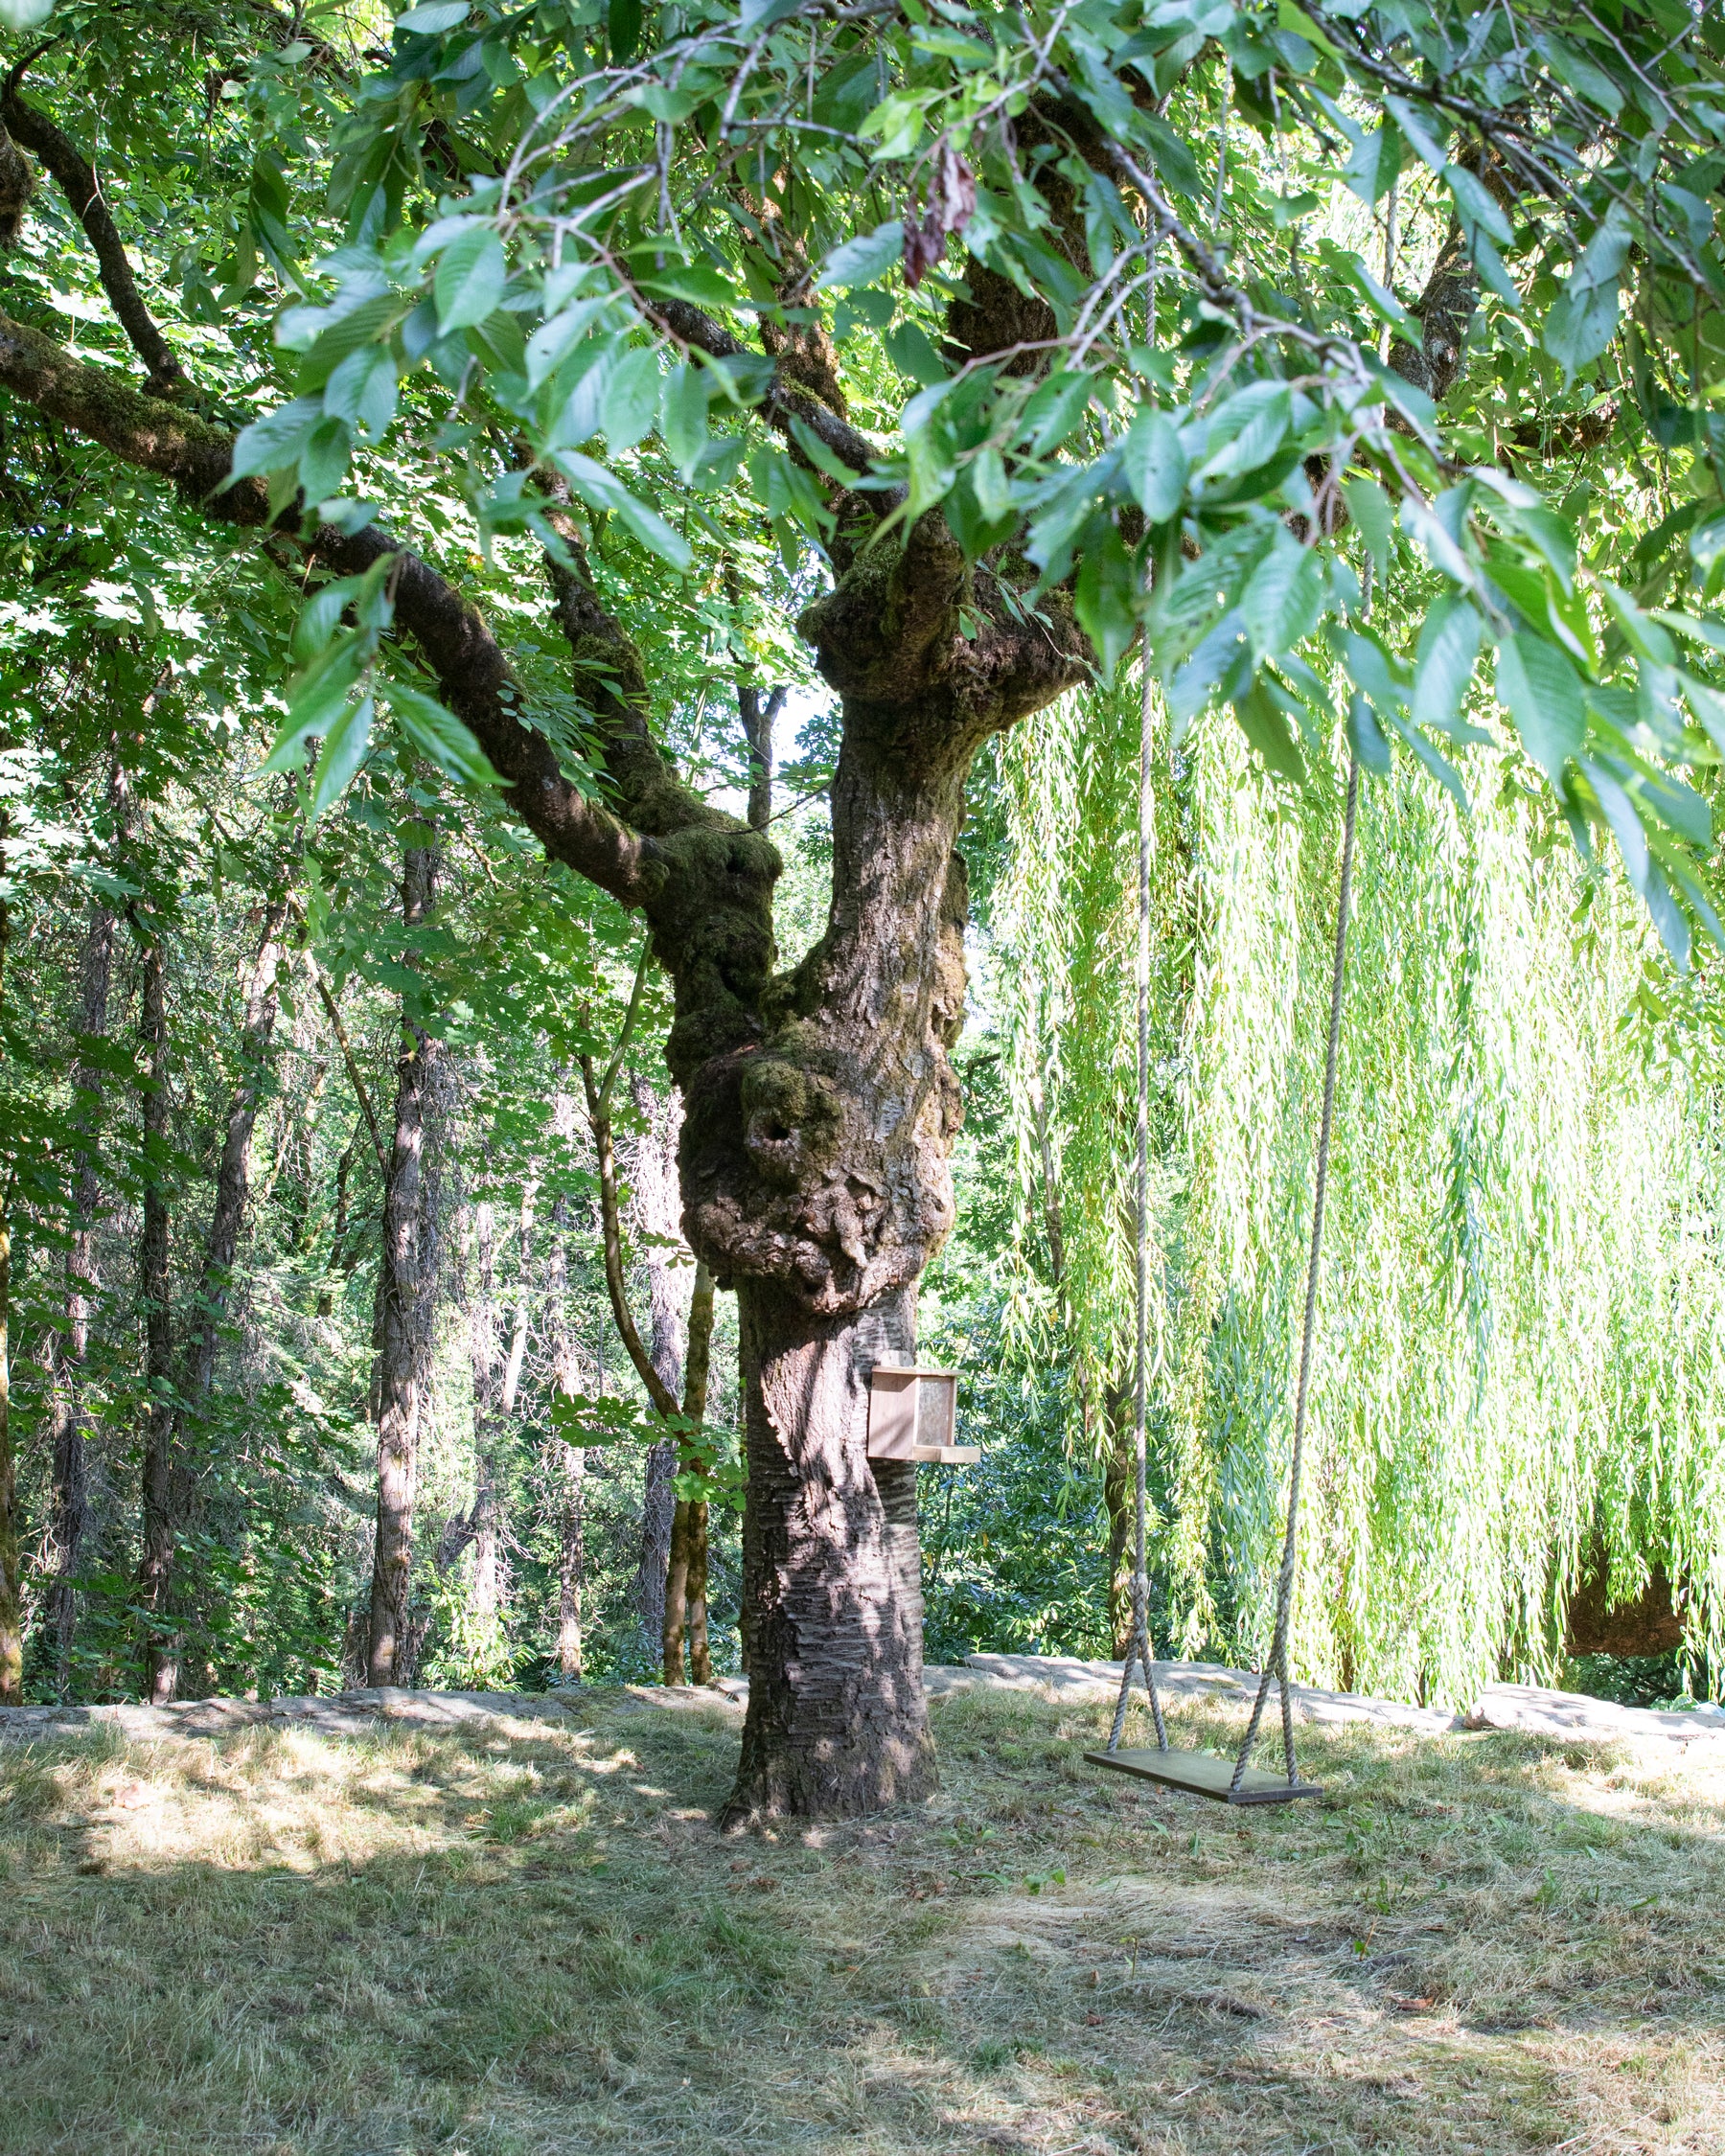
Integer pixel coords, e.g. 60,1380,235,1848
683,547,1083,1820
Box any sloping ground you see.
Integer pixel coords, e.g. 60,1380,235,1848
4,1652,1720,1762
0,1674,1719,2154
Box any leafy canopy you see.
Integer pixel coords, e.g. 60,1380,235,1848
5,0,1724,957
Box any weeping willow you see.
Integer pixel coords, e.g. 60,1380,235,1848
992,677,1725,1705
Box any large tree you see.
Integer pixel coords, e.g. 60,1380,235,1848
1,0,1721,1816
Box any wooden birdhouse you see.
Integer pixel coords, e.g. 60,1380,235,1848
865,1365,978,1464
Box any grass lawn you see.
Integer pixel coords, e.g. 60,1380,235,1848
0,1685,1720,2154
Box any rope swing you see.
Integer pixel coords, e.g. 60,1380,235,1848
1087,664,1361,1806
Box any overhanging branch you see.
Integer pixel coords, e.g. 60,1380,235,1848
0,309,654,908
3,74,188,398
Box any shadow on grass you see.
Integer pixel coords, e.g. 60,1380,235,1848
0,1687,1719,2154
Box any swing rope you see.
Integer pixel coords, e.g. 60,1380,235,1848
1106,672,1362,1798
1229,749,1360,1792
1108,663,1168,1755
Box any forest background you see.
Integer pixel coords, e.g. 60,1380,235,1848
1,0,1723,1723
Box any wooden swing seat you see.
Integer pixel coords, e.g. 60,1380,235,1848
1085,1746,1324,1806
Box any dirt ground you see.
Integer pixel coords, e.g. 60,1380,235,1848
1,1684,1720,2154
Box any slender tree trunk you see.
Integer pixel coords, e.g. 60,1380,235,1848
316,1118,362,1319
663,1257,715,1684
501,1177,536,1415
547,1081,586,1680
629,1073,684,1655
269,1051,330,1233
145,896,289,1704
134,931,175,1694
366,846,441,1686
725,557,785,837
464,1198,503,1663
44,871,119,1684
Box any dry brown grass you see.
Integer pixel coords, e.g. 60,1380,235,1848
1,1686,1720,2154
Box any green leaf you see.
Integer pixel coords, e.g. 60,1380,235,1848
1583,759,1652,895
1142,115,1203,199
602,347,661,451
309,696,374,820
1497,631,1585,794
815,222,903,292
323,346,398,439
230,397,322,482
608,0,641,61
1342,475,1394,575
1196,383,1290,481
639,263,735,312
1412,596,1482,736
1386,709,1468,811
1544,34,1623,116
436,227,507,333
388,682,503,790
971,445,1015,525
1234,680,1305,785
1344,630,1404,717
397,2,469,30
1543,206,1633,378
1120,406,1188,523
297,418,352,505
884,319,949,389
1445,166,1512,245
1347,691,1392,775
1242,532,1322,661
525,298,608,389
660,363,713,480
264,634,374,770
553,450,691,571
1074,525,1138,682
1320,241,1410,324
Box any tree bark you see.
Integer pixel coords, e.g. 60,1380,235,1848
500,1177,536,1415
723,1282,933,1824
144,895,289,1704
460,1198,504,1663
43,846,120,1684
664,1256,716,1685
134,929,174,1695
366,846,443,1686
629,1073,685,1653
